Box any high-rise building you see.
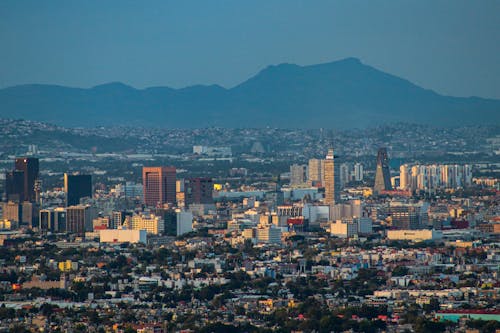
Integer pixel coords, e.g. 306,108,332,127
399,164,409,189
14,157,39,203
373,148,392,194
66,205,93,235
323,148,340,205
339,163,350,188
5,170,25,202
354,163,364,181
183,177,213,205
176,211,193,236
64,173,92,206
142,166,176,207
308,159,323,186
290,164,308,187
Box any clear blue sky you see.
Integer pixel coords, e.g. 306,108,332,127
1,0,499,98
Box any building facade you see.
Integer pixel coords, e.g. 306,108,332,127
142,166,176,207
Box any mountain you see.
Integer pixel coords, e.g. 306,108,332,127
1,58,498,128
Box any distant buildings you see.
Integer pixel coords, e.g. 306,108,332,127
330,217,373,238
373,148,392,194
399,164,472,191
142,166,176,207
387,202,429,230
193,145,232,157
64,173,92,206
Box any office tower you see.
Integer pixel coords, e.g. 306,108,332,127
64,173,92,206
373,148,392,194
323,148,340,205
5,170,25,202
142,166,176,207
290,164,308,187
66,205,93,235
14,157,39,203
308,159,323,186
184,177,213,205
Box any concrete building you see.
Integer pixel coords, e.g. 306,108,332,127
387,229,442,242
183,177,213,206
290,164,308,187
256,226,282,244
131,214,164,235
100,229,147,244
66,205,93,235
330,219,358,238
176,210,193,236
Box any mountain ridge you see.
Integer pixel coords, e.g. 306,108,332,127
0,58,498,128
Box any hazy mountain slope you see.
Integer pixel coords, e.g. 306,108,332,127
1,58,498,127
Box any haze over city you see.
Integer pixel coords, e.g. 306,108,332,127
0,1,499,333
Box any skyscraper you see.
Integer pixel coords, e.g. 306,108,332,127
64,173,92,206
323,148,340,205
14,157,39,203
142,166,176,207
4,158,39,203
183,177,213,206
308,159,323,186
373,148,392,194
5,170,25,202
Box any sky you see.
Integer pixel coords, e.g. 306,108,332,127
0,1,499,99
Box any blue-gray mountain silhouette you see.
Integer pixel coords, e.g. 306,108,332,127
1,58,498,127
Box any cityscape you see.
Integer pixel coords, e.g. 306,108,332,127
1,1,500,333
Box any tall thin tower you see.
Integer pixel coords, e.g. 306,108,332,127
373,148,392,194
323,148,340,205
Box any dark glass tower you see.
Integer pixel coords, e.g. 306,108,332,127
64,173,92,206
5,157,39,203
373,148,392,194
5,170,25,202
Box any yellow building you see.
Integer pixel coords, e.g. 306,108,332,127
58,260,78,272
131,214,164,235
